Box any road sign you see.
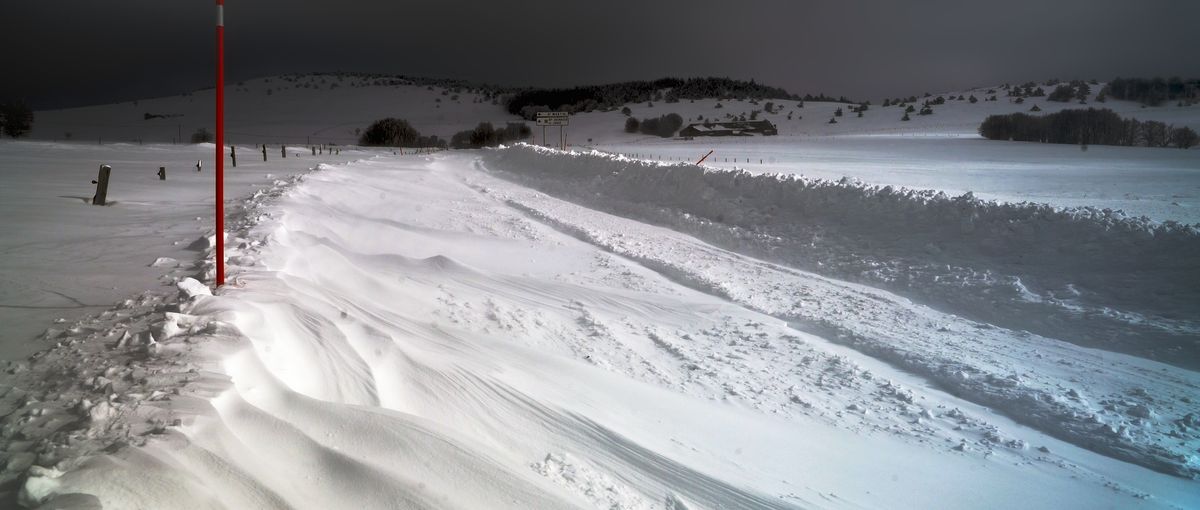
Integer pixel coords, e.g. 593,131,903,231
535,112,569,149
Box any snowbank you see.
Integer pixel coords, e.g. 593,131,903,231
483,145,1200,368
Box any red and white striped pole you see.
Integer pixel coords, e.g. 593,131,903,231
215,0,225,287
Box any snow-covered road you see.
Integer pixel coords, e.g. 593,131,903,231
12,149,1195,509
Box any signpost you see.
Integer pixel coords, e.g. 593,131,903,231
536,111,569,149
215,0,226,287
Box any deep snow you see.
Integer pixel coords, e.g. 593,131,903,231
0,141,358,359
2,75,1198,509
2,150,1197,509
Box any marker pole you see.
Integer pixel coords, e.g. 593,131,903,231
215,0,225,287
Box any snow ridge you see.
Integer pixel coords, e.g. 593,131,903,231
480,144,1200,479
484,144,1200,368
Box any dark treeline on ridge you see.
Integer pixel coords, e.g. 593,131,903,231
979,108,1198,149
506,78,844,120
1103,77,1200,106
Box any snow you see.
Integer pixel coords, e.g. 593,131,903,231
2,77,1198,508
0,141,362,360
0,150,1193,509
484,145,1200,371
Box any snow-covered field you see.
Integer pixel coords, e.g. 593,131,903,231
3,148,1197,509
1,75,1197,508
0,141,361,360
31,75,1200,224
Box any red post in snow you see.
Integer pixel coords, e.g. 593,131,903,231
696,149,714,165
215,0,225,287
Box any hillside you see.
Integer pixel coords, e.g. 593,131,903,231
28,74,1200,148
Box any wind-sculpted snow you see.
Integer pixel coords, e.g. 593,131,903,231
480,145,1200,479
12,152,1200,508
484,144,1200,369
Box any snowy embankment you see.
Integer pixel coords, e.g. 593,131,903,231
14,153,1200,509
485,145,1200,367
480,145,1200,479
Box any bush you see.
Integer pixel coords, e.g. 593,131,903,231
637,113,683,138
625,117,640,133
0,100,34,138
1170,126,1199,149
1047,85,1075,102
190,128,214,144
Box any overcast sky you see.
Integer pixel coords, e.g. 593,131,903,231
4,0,1198,109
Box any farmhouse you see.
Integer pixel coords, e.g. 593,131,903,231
678,120,778,137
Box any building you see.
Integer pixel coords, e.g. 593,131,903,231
678,120,778,137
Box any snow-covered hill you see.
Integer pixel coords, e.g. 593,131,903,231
2,76,1198,509
5,148,1197,509
30,74,1200,146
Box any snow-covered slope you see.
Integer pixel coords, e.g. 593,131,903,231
0,141,363,359
30,74,522,145
29,75,1200,224
9,151,1198,510
482,145,1200,478
2,76,1197,508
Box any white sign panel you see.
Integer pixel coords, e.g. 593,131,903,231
536,111,570,119
536,118,569,126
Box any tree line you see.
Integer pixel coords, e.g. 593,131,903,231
359,118,447,148
1103,77,1199,106
450,122,531,149
624,113,684,138
0,100,34,138
979,108,1198,149
506,77,807,119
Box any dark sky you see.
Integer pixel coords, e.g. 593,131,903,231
5,0,1198,110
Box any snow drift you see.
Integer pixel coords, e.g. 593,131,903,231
482,145,1200,368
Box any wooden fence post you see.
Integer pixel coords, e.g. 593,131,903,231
311,146,316,156
158,167,166,180
92,165,112,205
231,145,237,168
282,145,286,158
262,144,267,162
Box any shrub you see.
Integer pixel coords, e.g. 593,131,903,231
625,117,640,133
190,128,214,144
1170,126,1199,149
0,100,34,138
638,113,683,137
1047,85,1075,102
